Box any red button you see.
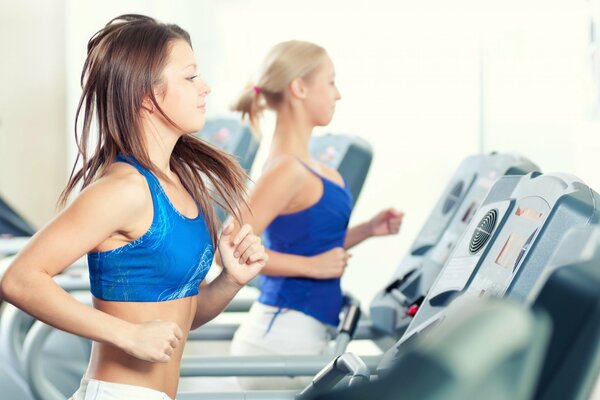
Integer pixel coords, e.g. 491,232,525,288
407,305,419,316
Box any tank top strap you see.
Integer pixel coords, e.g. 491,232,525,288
295,157,348,190
295,157,326,180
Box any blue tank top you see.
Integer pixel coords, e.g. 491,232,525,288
87,155,214,302
259,160,353,326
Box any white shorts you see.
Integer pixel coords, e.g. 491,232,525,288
69,377,174,400
230,302,333,390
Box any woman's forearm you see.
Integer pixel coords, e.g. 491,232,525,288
191,271,243,329
262,248,349,280
260,249,316,277
0,270,134,349
344,222,372,249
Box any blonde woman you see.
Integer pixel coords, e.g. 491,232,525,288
228,40,404,389
0,15,268,399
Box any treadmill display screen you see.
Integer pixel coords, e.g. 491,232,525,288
515,206,543,222
494,206,543,270
495,233,526,269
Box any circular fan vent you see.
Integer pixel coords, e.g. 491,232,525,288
469,209,498,254
442,181,465,215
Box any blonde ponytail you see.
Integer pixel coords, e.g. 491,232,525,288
230,83,265,129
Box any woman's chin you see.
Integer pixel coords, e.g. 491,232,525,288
317,117,334,127
188,120,206,134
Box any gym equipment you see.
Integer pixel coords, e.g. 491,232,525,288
0,195,35,238
529,226,600,400
369,153,538,342
195,118,260,174
395,171,600,356
0,195,35,259
308,224,600,400
310,301,550,400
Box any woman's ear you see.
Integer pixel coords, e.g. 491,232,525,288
142,85,166,113
141,97,154,114
289,78,307,100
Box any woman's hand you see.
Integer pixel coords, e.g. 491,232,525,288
121,320,183,363
368,208,404,237
309,247,351,279
218,223,268,287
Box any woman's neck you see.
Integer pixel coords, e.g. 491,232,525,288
270,108,314,161
140,116,180,178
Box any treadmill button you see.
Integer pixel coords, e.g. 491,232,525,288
407,304,419,316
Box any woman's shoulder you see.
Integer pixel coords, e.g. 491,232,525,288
100,162,149,195
262,154,308,179
51,162,153,241
252,154,310,199
75,163,151,216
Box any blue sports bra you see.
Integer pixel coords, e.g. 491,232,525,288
87,155,214,302
259,160,353,326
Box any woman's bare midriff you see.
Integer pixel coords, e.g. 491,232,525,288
86,295,197,398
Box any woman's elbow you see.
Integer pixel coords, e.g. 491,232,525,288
0,267,26,304
0,272,16,303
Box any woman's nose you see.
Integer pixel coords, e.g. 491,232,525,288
198,78,211,96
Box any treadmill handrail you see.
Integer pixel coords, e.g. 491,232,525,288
296,352,370,399
179,355,381,377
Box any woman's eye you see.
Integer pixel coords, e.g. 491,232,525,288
187,75,198,81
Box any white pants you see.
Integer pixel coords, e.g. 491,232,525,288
230,302,333,390
69,377,174,400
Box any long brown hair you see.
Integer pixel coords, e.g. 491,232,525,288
59,14,247,245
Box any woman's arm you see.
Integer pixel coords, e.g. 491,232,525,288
344,208,404,249
190,271,243,329
260,248,350,279
216,241,350,280
344,222,373,250
0,173,183,363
